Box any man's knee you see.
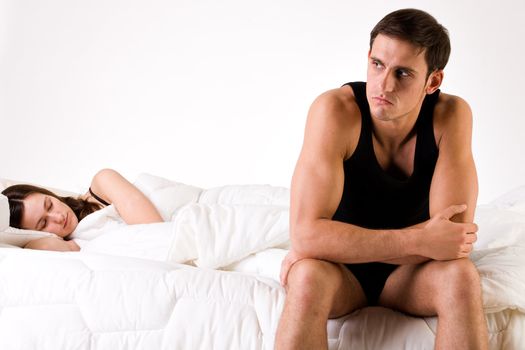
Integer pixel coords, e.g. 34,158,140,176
287,258,342,302
437,258,482,305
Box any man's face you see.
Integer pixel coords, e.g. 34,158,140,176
366,34,439,122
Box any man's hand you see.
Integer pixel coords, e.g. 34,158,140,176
280,250,305,287
418,204,478,260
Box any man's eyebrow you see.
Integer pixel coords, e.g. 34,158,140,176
369,56,417,75
369,56,383,65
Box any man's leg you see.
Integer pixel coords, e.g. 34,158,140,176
378,258,489,350
275,258,367,350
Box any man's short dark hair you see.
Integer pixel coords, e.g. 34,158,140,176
370,8,451,76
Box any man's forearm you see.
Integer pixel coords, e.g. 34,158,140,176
379,221,430,265
293,206,475,264
292,218,423,264
380,255,431,265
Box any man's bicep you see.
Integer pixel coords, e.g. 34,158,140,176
290,100,349,236
290,152,345,228
430,155,477,222
429,100,478,222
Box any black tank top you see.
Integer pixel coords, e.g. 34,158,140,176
332,81,440,229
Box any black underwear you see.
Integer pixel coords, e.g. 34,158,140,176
345,262,398,305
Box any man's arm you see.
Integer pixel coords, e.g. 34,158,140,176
380,95,478,265
380,220,430,264
289,90,477,265
429,95,478,226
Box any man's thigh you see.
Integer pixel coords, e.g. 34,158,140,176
328,263,368,319
377,260,452,317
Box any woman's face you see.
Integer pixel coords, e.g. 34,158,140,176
20,193,78,237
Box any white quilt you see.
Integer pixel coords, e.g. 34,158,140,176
70,174,525,314
1,174,525,349
0,248,286,350
71,174,291,270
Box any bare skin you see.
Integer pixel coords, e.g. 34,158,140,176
21,168,164,251
275,34,488,349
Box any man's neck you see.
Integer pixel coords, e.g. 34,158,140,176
370,109,421,152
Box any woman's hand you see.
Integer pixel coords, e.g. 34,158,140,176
24,237,80,251
89,169,164,224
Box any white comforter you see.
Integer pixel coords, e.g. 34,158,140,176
71,174,291,271
2,174,525,349
0,248,286,350
70,174,525,315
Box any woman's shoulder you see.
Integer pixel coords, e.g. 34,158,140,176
85,168,123,206
80,188,110,207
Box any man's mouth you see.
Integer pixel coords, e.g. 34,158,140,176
373,96,393,105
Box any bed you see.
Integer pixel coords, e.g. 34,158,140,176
1,174,524,349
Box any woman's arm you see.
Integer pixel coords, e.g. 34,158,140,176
25,237,80,251
88,168,164,224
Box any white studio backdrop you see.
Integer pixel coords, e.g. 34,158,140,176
1,0,524,204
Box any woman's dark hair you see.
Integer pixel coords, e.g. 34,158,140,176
370,8,451,76
1,184,102,229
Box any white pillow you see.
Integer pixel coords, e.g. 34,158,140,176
0,193,55,247
0,193,9,231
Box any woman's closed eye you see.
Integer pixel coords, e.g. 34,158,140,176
37,217,47,230
38,198,52,230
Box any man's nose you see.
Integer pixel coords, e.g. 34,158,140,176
379,70,395,93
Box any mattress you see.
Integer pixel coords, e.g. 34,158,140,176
1,248,523,350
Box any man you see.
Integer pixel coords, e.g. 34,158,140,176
275,8,489,350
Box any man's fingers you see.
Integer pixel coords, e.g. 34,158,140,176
461,243,474,254
280,253,304,287
280,254,295,286
465,232,478,244
463,222,478,234
280,259,290,286
440,204,467,220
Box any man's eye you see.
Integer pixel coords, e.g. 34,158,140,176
397,70,409,78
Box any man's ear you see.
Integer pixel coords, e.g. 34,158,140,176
426,70,444,94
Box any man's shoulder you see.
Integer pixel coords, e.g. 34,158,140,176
303,85,362,160
435,92,472,121
434,92,473,145
309,85,361,126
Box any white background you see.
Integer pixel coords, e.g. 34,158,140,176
1,0,524,203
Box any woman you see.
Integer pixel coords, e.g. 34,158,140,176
2,168,164,251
